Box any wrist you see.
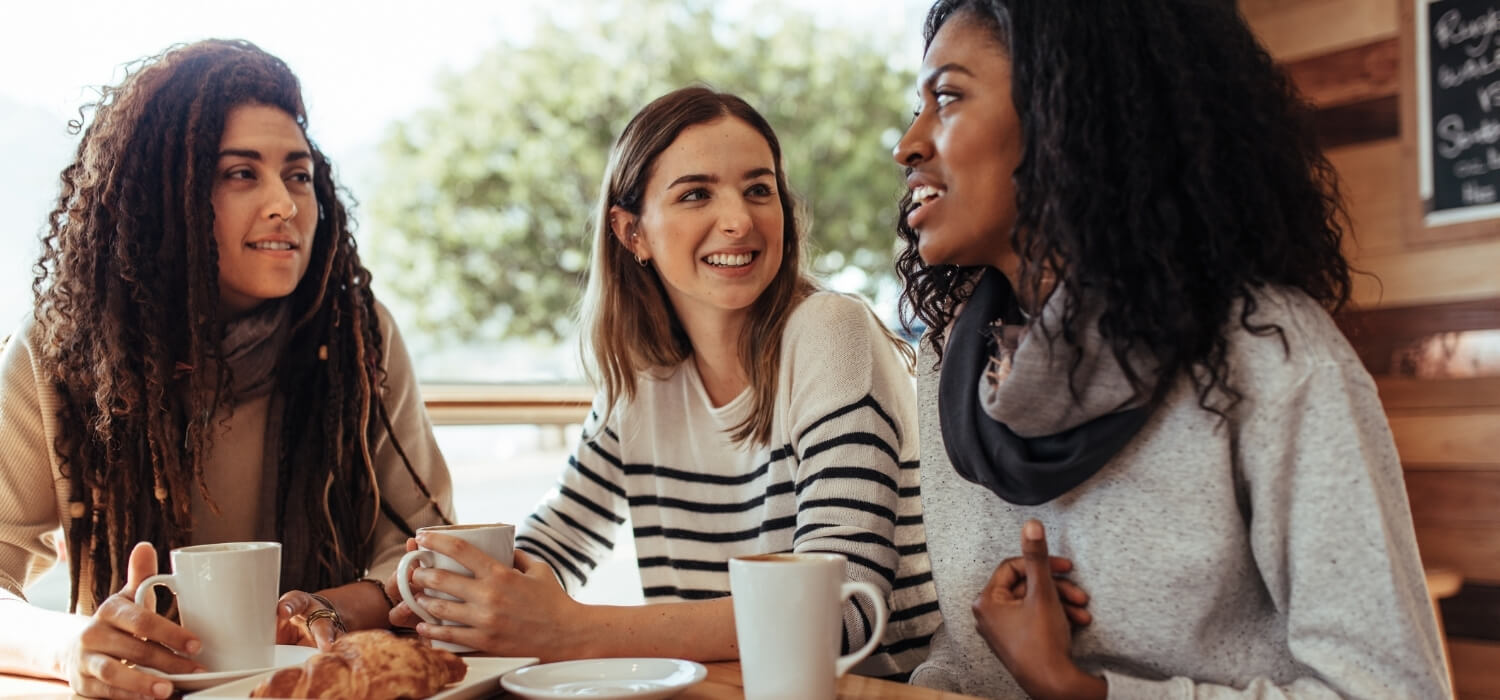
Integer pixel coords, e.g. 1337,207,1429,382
1052,667,1107,700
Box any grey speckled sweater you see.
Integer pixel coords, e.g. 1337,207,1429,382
909,287,1449,699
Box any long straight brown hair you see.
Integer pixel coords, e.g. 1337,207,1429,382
578,87,819,445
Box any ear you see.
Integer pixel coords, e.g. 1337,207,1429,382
608,206,646,261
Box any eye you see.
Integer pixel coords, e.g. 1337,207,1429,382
746,183,775,198
935,90,960,109
225,168,255,180
287,171,314,184
679,187,710,202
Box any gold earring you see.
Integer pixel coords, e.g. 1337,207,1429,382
631,232,647,266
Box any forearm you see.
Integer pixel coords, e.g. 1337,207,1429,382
316,581,392,633
572,598,738,662
0,596,87,679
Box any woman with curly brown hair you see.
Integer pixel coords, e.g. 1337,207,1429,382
892,0,1448,698
0,39,453,698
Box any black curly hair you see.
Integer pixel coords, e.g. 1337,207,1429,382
32,39,447,610
896,0,1353,414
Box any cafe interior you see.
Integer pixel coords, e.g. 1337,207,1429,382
2,0,1500,698
1239,0,1500,697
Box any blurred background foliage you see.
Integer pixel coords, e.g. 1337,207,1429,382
366,0,916,343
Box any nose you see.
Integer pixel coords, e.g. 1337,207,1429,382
893,113,933,167
719,196,753,237
264,179,298,223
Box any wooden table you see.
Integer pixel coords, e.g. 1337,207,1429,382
0,661,981,699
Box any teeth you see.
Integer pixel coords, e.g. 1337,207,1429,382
249,241,294,250
911,185,944,204
705,252,754,267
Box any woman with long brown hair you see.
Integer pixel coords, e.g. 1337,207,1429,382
0,39,453,698
387,86,945,677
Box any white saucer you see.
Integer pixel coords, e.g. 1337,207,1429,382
141,645,317,691
500,658,707,700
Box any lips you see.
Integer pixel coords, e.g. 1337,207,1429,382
907,183,946,229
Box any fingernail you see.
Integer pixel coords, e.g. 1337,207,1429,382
186,639,202,654
153,681,172,698
1024,520,1043,540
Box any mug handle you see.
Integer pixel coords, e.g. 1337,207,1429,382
395,549,441,625
834,581,889,677
134,573,176,611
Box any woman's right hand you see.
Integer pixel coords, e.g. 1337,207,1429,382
60,541,203,699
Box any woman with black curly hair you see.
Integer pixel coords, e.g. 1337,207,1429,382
893,1,1448,698
0,40,453,698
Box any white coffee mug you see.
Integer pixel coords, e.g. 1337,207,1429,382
729,552,888,700
396,523,515,653
134,541,281,672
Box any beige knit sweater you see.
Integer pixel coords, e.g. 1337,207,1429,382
0,304,454,612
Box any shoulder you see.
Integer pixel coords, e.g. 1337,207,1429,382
2,314,44,384
1223,285,1367,402
782,291,891,352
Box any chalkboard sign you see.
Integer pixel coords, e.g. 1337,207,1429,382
1417,0,1500,225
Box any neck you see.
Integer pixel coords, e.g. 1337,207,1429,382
676,308,750,408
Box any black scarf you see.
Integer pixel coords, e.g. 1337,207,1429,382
938,269,1153,505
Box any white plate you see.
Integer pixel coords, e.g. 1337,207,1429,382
500,658,707,700
185,655,539,699
141,645,317,691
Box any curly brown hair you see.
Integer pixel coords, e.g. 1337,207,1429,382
31,39,447,610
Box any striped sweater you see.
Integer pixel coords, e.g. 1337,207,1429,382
518,292,940,676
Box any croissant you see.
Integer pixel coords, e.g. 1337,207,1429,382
250,630,467,699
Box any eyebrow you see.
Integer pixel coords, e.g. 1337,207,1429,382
665,167,775,189
217,148,312,162
921,63,975,91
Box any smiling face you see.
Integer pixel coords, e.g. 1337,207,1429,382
611,116,785,334
894,12,1024,276
210,103,318,316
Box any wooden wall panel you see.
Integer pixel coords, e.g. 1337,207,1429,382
1351,238,1500,308
1240,0,1396,61
1407,471,1500,526
1329,139,1404,257
1415,525,1500,584
1389,413,1500,467
1452,639,1500,699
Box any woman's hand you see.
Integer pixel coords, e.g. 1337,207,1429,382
972,520,1106,700
275,590,341,650
394,532,588,659
60,541,203,699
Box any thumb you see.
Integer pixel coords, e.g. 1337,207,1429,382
1019,520,1055,601
120,541,159,599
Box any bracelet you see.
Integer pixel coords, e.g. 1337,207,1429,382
305,593,348,636
358,577,398,610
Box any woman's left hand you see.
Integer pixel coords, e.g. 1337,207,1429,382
398,532,588,660
972,520,1107,700
275,590,341,650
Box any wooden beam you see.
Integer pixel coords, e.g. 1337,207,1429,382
1313,95,1399,148
1351,238,1500,308
1389,413,1500,467
1283,37,1399,108
1240,0,1397,61
1379,377,1500,412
